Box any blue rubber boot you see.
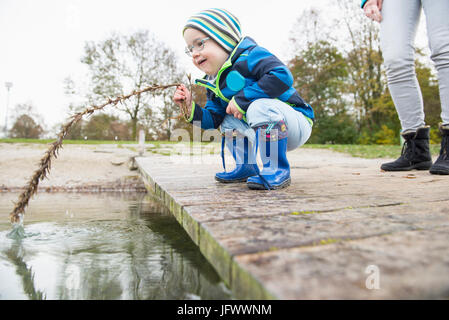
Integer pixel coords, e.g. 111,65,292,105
247,122,291,190
215,135,259,183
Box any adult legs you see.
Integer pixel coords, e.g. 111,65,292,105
424,0,449,174
423,0,449,126
380,0,424,132
379,0,432,171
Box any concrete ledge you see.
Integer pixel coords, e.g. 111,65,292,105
135,148,449,299
136,156,278,299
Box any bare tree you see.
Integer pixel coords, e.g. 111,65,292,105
81,30,184,140
290,1,385,132
335,0,385,131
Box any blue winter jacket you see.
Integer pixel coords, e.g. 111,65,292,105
361,0,368,8
186,36,314,130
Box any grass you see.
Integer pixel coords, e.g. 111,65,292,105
303,143,441,159
0,138,147,145
0,138,442,159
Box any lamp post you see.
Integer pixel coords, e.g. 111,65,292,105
4,82,13,137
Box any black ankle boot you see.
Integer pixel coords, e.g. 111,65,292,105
430,124,449,175
381,126,432,171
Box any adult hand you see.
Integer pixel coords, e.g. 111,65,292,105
173,84,192,113
226,99,244,120
364,0,383,23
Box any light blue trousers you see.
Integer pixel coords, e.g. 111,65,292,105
380,0,449,131
220,98,312,151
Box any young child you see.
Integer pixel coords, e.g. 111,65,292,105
173,8,314,190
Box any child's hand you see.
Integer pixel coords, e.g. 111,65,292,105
226,100,243,120
173,84,192,110
364,0,383,22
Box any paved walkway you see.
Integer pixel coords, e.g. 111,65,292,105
136,144,449,299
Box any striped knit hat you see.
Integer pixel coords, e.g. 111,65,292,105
183,8,242,53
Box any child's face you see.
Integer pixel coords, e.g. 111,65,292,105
184,28,229,76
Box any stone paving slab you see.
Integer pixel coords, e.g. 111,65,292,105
135,148,449,299
234,226,449,299
201,203,449,256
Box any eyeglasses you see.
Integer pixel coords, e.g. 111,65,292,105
185,37,210,57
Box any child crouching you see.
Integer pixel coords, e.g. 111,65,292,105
173,8,314,190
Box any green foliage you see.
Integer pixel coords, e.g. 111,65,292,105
303,143,441,159
357,125,397,145
54,113,133,141
289,2,442,145
0,138,144,144
9,114,44,139
8,103,46,139
290,40,358,144
357,91,401,145
416,58,442,144
373,125,397,145
83,113,132,140
309,112,358,144
430,127,442,145
63,120,84,140
290,40,349,116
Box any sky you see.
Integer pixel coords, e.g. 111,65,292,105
0,0,429,133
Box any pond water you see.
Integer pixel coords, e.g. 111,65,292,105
0,193,232,300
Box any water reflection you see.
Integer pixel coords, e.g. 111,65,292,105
0,193,232,300
4,241,46,300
